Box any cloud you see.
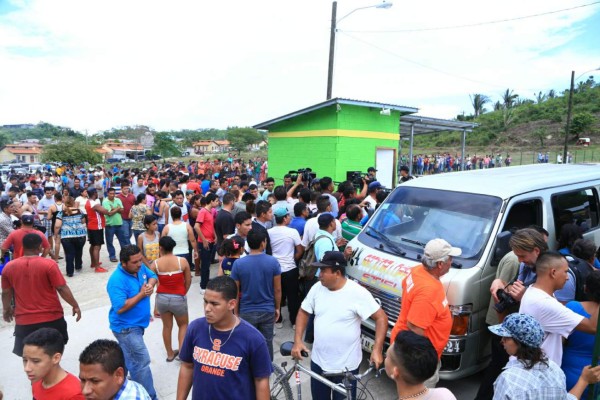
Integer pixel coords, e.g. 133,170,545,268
0,0,598,132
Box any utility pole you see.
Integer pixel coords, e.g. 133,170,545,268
563,71,575,164
326,1,337,100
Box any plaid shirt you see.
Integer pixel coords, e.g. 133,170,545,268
493,358,576,399
0,212,14,248
114,379,151,400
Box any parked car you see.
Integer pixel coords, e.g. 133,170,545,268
347,163,600,380
106,158,124,164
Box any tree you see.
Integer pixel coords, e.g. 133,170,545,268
226,127,263,153
531,127,547,147
42,140,102,165
493,101,502,111
151,132,181,158
547,89,556,99
470,94,490,117
501,89,519,108
535,91,547,104
570,112,596,139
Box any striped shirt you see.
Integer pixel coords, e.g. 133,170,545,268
85,199,105,230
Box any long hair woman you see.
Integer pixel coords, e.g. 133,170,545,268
151,236,191,362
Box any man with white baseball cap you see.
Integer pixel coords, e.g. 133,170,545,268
390,238,462,388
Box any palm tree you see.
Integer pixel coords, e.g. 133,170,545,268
501,89,519,108
470,94,490,117
535,91,547,104
547,89,556,99
493,101,502,111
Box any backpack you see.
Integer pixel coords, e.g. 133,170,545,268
298,234,334,280
564,255,594,301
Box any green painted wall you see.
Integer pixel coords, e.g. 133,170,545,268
267,103,401,184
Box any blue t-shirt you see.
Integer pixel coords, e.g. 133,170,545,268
221,257,238,277
201,180,211,194
562,301,596,398
288,216,306,237
231,253,281,314
179,317,273,400
107,263,157,332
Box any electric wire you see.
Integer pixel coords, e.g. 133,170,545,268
342,0,600,33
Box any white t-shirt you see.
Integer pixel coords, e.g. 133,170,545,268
301,279,380,371
301,214,342,248
519,285,584,365
428,388,457,400
268,225,301,273
364,195,377,210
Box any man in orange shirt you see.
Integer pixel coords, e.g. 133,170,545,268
390,238,461,388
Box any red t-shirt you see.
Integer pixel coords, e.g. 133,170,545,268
390,265,452,358
32,372,84,400
117,193,135,220
196,207,215,243
1,228,50,259
187,181,201,195
85,199,105,230
1,257,66,325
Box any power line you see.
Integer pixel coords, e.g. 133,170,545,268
337,31,542,93
341,1,600,33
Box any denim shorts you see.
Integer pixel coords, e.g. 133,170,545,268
155,293,188,316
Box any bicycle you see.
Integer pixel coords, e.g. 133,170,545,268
270,341,380,400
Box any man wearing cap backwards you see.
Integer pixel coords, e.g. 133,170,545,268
269,206,304,329
2,214,50,260
390,238,462,388
292,250,387,400
488,313,600,399
364,181,382,209
519,252,598,366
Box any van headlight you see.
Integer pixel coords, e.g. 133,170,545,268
449,304,472,336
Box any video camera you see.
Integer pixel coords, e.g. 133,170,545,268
493,278,519,313
289,168,316,182
346,171,371,187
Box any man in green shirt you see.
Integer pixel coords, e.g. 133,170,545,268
341,204,363,244
102,188,127,262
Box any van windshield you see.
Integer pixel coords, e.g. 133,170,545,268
361,187,502,264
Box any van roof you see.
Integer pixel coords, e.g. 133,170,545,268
403,164,600,199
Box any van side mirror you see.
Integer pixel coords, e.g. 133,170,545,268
492,231,512,266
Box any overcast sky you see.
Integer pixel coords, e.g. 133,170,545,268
0,0,599,133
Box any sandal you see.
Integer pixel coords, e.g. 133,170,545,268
166,350,179,362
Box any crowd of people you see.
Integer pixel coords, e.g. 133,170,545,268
1,157,600,399
405,153,512,175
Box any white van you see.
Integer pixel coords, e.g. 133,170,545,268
347,164,600,379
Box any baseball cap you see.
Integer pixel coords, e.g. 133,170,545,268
312,251,347,268
21,214,35,224
368,167,377,172
368,181,382,192
310,178,320,186
0,195,13,210
273,207,289,218
423,238,462,261
488,313,544,348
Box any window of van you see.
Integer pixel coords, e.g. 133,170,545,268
361,187,502,265
552,188,599,235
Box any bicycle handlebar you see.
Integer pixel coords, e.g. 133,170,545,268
322,363,379,381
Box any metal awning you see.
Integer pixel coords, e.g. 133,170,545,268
398,116,478,175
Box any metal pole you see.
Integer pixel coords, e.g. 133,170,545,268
326,1,337,100
408,124,414,176
460,129,466,171
563,70,575,164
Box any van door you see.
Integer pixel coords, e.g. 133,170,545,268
551,187,600,248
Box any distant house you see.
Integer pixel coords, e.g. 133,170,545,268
193,141,218,154
214,140,231,153
247,139,267,151
0,143,43,163
95,141,144,160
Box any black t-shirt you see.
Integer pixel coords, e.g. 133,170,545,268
214,209,235,249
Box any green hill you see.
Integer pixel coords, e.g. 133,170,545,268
413,80,600,152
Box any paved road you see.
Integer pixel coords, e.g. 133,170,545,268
0,239,482,399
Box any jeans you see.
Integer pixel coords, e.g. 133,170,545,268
133,229,145,243
105,225,128,259
113,327,157,400
240,311,275,361
281,268,301,325
199,242,216,289
121,219,133,244
310,360,358,400
61,236,85,276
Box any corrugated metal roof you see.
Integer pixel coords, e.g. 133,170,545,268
253,97,418,129
400,115,477,135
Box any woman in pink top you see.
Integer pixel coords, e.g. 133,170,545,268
151,236,191,362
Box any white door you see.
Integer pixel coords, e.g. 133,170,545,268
376,148,395,189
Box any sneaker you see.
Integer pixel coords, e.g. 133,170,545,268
275,318,284,329
110,258,118,263
199,289,205,295
292,324,296,330
95,267,108,273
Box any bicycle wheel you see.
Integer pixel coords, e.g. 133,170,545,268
270,363,293,400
